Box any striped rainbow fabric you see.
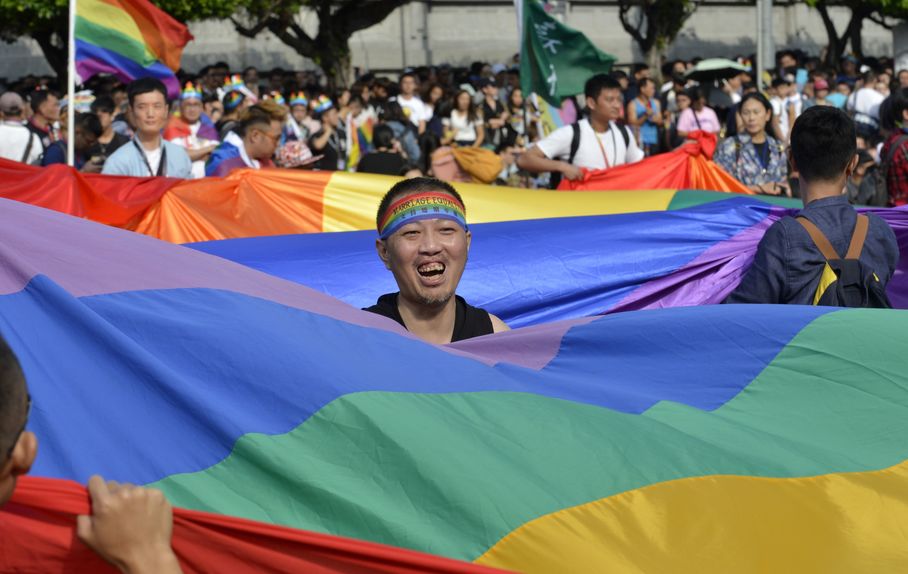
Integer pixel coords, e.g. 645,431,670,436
75,0,192,97
0,196,907,572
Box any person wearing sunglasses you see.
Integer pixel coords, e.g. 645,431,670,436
0,335,182,573
206,100,287,177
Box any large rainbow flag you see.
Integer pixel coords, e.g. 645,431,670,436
1,196,908,571
0,150,751,244
75,0,192,97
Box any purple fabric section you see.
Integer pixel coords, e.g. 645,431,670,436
448,315,599,370
0,198,409,336
607,206,784,312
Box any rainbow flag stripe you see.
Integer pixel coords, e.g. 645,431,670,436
1,196,908,572
75,0,192,97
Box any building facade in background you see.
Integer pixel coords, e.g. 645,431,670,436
0,1,894,81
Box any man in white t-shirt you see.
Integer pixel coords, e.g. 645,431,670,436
847,70,886,138
517,74,644,181
0,92,42,165
395,72,431,135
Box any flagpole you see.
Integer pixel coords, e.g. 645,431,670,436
67,0,76,166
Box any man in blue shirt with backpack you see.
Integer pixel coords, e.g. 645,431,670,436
727,106,899,307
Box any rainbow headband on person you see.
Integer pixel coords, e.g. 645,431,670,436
378,192,468,239
289,92,308,107
181,82,203,101
267,91,286,105
313,94,333,114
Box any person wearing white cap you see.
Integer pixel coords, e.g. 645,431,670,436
0,92,42,165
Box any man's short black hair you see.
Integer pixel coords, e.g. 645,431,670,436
772,77,790,89
373,123,395,149
0,334,27,460
376,177,464,231
790,106,856,183
28,89,55,111
400,71,418,84
584,74,621,101
127,77,168,106
90,95,116,114
75,112,103,138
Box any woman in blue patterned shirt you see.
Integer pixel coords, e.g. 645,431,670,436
714,93,791,196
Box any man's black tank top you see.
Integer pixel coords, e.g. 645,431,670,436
364,293,494,342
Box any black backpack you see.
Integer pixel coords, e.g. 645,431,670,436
549,121,631,189
797,215,891,308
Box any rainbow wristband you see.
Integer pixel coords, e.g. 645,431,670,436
378,193,468,239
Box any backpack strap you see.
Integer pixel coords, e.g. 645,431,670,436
20,131,35,164
567,121,581,165
619,124,631,148
844,214,869,259
796,216,840,260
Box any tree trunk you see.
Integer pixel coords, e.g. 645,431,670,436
847,6,872,60
314,29,353,91
816,3,843,69
646,46,662,84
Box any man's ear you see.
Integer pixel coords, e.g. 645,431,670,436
846,153,860,177
465,230,472,252
2,431,37,479
375,238,392,270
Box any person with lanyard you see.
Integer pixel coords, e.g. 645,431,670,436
517,74,644,182
714,93,790,196
102,78,192,178
308,95,347,171
626,77,663,156
365,177,509,344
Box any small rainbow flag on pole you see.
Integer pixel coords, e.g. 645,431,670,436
74,0,192,98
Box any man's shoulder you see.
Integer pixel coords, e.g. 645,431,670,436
105,140,137,162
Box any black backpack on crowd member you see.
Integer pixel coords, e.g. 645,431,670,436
873,134,908,207
797,214,892,308
548,121,631,189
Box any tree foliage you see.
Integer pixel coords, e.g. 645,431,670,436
805,0,908,65
232,0,411,88
617,0,700,74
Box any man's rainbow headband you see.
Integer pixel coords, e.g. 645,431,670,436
181,82,203,101
267,91,286,105
378,192,468,239
289,92,308,107
314,94,333,113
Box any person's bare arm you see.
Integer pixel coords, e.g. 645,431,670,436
516,146,582,180
77,476,182,574
651,103,663,126
490,314,510,333
473,124,485,148
626,101,644,128
186,144,216,162
310,125,333,151
417,119,426,135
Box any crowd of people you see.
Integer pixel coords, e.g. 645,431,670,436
2,50,908,206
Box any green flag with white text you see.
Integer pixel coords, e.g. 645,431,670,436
517,0,616,105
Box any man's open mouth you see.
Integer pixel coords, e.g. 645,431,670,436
417,262,446,277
